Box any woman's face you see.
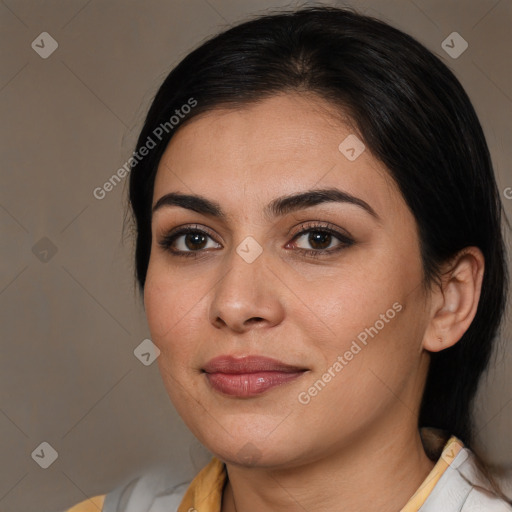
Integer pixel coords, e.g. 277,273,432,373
144,93,431,468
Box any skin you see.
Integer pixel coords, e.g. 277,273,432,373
143,93,484,512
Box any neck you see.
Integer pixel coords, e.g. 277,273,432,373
221,419,435,512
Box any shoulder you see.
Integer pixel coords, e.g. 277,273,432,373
63,465,192,512
420,448,512,511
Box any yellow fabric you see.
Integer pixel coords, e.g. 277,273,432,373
177,456,227,512
177,435,464,512
66,494,106,512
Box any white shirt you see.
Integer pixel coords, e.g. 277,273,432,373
98,445,512,511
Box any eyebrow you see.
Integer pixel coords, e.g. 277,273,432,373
152,188,379,221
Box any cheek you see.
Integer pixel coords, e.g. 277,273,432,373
144,272,191,368
144,270,203,401
295,301,422,438
144,274,174,344
294,259,403,351
293,244,423,395
144,260,202,341
144,260,218,381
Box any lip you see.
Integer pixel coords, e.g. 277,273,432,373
203,355,307,374
202,355,308,397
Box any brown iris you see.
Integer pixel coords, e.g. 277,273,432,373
307,231,332,250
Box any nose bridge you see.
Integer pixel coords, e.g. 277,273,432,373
209,236,282,331
217,236,265,306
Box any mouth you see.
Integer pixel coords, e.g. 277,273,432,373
202,355,308,397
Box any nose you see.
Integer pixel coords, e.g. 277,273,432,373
208,244,285,333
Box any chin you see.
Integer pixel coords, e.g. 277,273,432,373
211,442,298,468
194,424,308,469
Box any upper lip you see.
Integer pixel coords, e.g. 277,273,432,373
202,355,308,374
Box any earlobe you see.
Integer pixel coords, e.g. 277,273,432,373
422,247,485,353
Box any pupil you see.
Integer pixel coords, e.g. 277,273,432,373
309,232,331,249
186,233,207,250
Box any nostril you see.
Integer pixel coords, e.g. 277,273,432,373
246,317,264,324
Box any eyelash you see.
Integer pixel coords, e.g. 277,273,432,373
157,222,355,260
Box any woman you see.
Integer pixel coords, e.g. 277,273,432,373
66,6,511,511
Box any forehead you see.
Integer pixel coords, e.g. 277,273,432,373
153,93,402,219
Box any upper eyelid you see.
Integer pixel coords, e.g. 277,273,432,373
159,222,349,237
292,221,353,239
160,223,215,237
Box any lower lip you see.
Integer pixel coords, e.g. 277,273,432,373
205,371,305,397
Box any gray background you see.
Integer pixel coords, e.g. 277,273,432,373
1,1,511,511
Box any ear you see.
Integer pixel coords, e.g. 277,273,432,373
423,247,485,353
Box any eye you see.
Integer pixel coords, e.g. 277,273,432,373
157,221,354,259
158,225,221,258
293,230,337,250
286,222,354,258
